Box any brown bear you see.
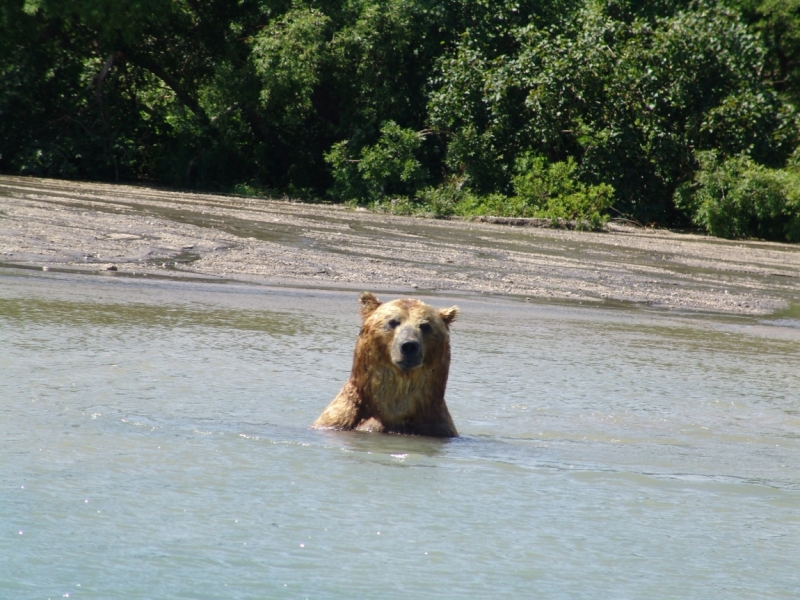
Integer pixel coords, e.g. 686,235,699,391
312,292,459,437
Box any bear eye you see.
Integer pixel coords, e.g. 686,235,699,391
387,319,401,329
420,322,432,334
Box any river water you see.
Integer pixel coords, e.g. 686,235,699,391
2,267,799,599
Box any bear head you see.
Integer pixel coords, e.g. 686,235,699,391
357,291,458,375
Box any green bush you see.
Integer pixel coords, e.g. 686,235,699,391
325,121,427,202
675,152,800,242
512,155,614,229
413,180,470,217
402,159,612,230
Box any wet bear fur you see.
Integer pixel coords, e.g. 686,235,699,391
312,292,459,437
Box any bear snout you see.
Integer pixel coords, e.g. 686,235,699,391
391,327,424,371
401,340,420,356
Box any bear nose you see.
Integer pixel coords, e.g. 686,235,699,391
400,340,420,357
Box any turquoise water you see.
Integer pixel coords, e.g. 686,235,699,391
2,268,799,599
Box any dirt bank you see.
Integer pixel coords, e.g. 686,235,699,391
1,175,798,314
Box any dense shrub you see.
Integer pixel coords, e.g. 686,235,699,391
511,155,614,228
428,2,796,222
675,152,800,242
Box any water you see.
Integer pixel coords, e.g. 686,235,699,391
2,268,799,599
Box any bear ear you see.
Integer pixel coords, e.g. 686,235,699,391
439,306,459,328
359,292,382,320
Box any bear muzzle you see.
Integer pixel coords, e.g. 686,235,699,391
391,326,424,371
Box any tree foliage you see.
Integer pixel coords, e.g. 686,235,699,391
326,120,427,202
1,0,799,238
428,2,796,222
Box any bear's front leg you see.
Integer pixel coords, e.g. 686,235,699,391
311,382,361,430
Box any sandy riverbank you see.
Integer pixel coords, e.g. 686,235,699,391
1,175,798,314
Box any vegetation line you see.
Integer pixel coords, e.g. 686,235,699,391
2,0,800,241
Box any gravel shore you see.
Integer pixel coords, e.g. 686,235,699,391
2,175,798,314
